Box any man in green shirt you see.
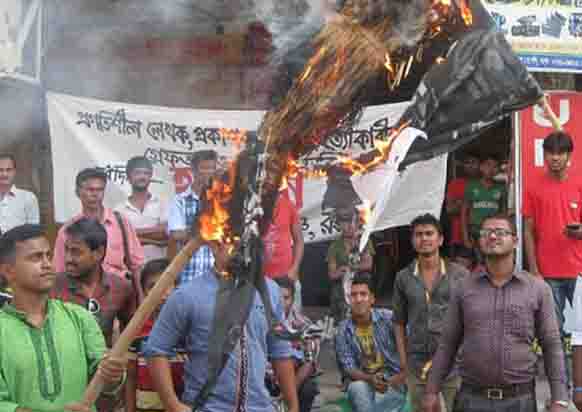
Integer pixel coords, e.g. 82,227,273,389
0,224,126,412
461,155,506,249
327,207,374,322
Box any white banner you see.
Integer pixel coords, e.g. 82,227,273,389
47,92,447,243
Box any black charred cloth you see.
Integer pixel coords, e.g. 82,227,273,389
193,240,278,410
400,29,543,169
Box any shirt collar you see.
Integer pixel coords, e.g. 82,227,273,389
476,267,526,282
76,207,115,225
3,299,53,325
413,258,446,277
0,185,16,198
65,270,111,295
124,193,159,211
346,308,379,333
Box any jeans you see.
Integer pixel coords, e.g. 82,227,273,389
546,278,576,389
546,278,576,336
347,380,406,412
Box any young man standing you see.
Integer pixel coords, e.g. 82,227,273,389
0,153,39,233
423,215,568,412
392,214,467,412
144,238,299,412
335,273,406,412
0,224,126,412
53,168,144,279
461,155,506,249
50,218,136,347
523,131,582,390
261,179,304,308
116,156,168,262
167,150,217,284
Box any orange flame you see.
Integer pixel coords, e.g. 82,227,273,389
199,179,233,243
458,0,473,26
357,200,372,226
219,128,247,147
287,120,411,179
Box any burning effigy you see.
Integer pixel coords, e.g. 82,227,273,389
191,0,545,401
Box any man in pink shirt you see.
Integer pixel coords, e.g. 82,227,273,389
53,168,144,281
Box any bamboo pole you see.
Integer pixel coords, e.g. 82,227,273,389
539,95,563,132
80,237,203,407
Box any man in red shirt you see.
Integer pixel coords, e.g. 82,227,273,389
445,154,479,250
262,187,304,306
523,131,582,390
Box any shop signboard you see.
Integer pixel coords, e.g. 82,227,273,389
483,0,582,73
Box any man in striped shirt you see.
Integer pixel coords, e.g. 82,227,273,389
167,150,216,284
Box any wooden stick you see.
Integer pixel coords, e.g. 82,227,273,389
81,237,203,407
539,95,563,132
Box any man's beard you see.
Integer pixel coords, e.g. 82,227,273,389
418,249,438,258
132,183,148,193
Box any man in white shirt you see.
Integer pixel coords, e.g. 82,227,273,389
116,156,168,262
0,153,39,233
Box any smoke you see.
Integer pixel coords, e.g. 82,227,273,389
256,0,329,65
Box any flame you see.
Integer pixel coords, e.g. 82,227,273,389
286,120,411,180
458,0,473,26
198,160,239,248
357,200,372,226
219,128,247,147
199,178,233,243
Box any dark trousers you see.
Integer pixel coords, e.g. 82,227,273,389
299,376,320,412
453,388,536,412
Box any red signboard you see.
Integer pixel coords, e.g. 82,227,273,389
520,91,582,199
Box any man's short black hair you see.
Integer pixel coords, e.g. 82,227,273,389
410,213,443,235
479,153,498,163
190,150,217,170
275,276,296,296
0,224,45,264
140,258,169,291
126,156,153,176
480,213,516,234
543,131,573,154
65,218,108,252
75,167,108,190
351,272,374,294
0,153,16,168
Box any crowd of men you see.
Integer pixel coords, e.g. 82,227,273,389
0,130,581,412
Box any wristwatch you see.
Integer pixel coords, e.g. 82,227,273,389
554,400,569,408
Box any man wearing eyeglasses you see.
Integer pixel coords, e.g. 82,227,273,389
423,214,568,412
0,224,126,412
50,217,136,348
